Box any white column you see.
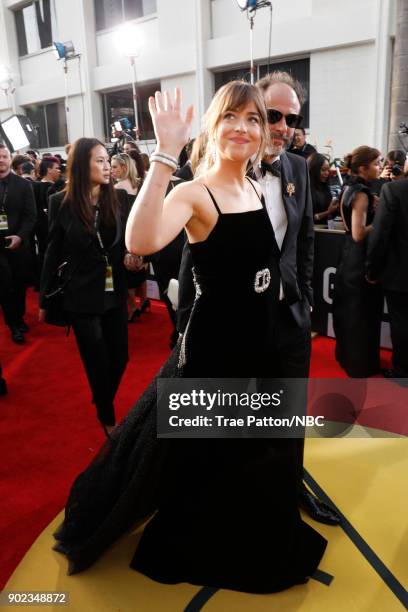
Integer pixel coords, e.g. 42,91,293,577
373,0,394,153
194,0,213,126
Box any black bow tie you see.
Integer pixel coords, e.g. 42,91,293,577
260,159,281,178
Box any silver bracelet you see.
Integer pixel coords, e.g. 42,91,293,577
153,150,178,165
150,153,177,171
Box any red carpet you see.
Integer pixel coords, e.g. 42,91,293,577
0,290,393,588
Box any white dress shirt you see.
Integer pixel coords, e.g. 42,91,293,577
254,158,288,299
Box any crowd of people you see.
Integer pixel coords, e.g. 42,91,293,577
0,69,407,594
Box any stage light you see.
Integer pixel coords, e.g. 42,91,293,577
53,41,77,60
236,0,258,9
114,23,143,58
0,114,36,152
114,24,144,140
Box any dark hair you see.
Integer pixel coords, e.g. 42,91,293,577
343,146,381,174
124,141,140,153
39,157,59,178
127,149,146,183
21,161,35,174
308,153,330,190
11,154,28,171
63,137,119,232
296,127,306,135
141,153,150,171
256,70,306,107
385,149,406,167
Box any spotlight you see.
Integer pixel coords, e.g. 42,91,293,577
53,41,77,61
236,0,270,11
236,0,258,9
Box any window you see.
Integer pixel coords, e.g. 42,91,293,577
15,0,56,56
25,101,68,149
103,82,159,141
95,0,157,31
214,58,310,128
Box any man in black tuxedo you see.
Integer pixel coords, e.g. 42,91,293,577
177,71,340,525
366,174,408,381
0,144,37,344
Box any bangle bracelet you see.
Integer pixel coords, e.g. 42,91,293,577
150,154,177,171
154,150,178,166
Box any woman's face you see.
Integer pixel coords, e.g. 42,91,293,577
215,101,262,163
89,145,111,186
111,159,125,181
320,160,330,182
366,156,381,180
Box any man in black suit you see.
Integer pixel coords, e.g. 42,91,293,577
366,173,408,381
177,71,340,525
0,144,37,344
288,127,317,159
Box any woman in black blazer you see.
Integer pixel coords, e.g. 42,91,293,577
40,138,138,436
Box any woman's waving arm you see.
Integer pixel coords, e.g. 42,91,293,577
125,88,194,255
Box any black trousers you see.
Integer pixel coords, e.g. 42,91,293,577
259,300,311,491
386,291,408,376
0,250,28,328
70,302,129,426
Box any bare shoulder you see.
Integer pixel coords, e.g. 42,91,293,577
166,177,209,204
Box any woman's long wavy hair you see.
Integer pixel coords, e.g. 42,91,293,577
112,152,142,191
202,80,268,172
63,138,119,232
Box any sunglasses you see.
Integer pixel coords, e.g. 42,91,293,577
266,108,303,128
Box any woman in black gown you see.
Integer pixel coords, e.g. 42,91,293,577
53,82,327,593
333,146,383,377
308,153,339,224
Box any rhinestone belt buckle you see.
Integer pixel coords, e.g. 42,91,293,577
254,268,271,293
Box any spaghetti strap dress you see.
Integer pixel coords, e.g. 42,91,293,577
333,177,383,377
53,179,327,593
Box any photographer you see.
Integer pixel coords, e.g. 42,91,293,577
370,150,407,196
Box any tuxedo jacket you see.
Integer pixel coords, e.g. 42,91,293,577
366,178,408,293
177,151,314,332
40,189,130,313
0,172,37,244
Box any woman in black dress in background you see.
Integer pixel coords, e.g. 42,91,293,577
111,153,149,320
308,153,339,224
53,82,327,593
333,146,383,377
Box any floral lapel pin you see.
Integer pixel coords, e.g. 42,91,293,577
286,182,295,197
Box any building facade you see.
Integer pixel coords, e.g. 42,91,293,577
0,0,396,158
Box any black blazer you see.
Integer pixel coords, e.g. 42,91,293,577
40,189,130,313
177,152,314,332
1,172,37,244
366,178,408,293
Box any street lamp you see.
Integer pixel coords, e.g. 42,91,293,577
114,24,143,141
0,64,16,114
53,41,80,143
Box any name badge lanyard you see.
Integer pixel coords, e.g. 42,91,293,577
94,205,114,292
0,184,9,232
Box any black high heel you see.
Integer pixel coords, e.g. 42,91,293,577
140,299,151,313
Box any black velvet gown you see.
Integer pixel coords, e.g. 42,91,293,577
333,177,383,377
53,182,327,593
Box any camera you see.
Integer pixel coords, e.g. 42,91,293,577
391,164,403,177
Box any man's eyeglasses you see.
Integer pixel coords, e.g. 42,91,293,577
266,109,303,128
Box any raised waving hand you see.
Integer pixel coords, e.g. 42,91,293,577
149,88,194,158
